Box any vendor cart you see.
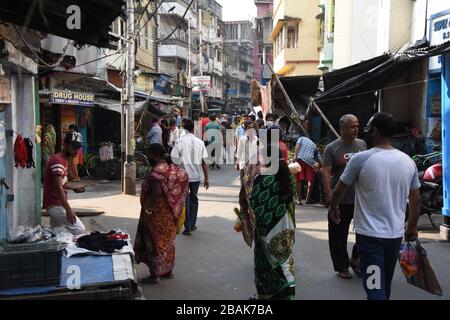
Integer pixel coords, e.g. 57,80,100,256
0,252,140,300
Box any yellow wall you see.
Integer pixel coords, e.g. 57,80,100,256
272,0,321,76
389,0,414,53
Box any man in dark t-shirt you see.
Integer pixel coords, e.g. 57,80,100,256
322,114,367,279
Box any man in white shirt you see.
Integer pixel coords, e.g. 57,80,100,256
236,120,259,218
171,119,210,236
329,112,421,300
168,119,180,150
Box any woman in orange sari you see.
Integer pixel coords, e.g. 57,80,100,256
134,143,189,284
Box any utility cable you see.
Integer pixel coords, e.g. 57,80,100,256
156,0,196,44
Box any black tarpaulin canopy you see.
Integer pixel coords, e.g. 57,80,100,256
273,40,450,132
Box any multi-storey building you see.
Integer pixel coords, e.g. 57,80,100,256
100,0,159,92
194,0,225,105
157,0,197,82
270,0,321,76
316,0,335,72
223,21,255,110
333,0,414,69
254,0,274,84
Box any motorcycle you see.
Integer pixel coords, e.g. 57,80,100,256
406,154,443,229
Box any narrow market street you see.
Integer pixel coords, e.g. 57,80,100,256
43,165,450,300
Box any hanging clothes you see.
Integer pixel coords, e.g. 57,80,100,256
23,138,35,168
13,134,28,168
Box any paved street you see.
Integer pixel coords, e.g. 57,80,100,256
43,165,450,300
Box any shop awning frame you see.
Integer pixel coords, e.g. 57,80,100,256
272,40,450,135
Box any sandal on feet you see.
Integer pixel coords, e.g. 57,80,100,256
337,271,352,280
350,261,361,276
141,276,162,284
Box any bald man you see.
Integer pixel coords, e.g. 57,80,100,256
322,114,367,280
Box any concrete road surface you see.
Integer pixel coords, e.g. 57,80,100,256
43,165,450,300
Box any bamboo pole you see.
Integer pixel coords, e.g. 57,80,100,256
267,63,309,137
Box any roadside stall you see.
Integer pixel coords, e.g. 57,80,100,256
0,227,140,300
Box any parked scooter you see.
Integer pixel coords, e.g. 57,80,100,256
406,148,443,229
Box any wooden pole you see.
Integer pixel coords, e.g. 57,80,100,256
310,99,340,139
267,63,309,137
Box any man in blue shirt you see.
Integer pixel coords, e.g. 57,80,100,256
147,118,163,146
294,136,319,205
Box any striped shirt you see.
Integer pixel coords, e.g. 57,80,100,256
43,153,68,209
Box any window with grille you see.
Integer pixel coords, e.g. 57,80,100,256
287,25,298,49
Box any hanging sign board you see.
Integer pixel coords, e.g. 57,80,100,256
192,76,211,92
429,12,450,72
51,90,95,106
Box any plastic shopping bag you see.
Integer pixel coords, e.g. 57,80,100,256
399,241,419,277
400,240,443,296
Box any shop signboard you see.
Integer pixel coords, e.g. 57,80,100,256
429,11,450,72
192,76,211,92
136,74,154,92
51,90,95,106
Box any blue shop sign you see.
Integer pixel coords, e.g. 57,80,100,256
429,11,450,73
51,90,94,107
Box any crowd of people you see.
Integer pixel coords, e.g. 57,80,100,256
41,109,422,301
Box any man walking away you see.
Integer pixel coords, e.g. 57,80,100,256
294,136,319,205
323,114,367,280
329,112,421,300
204,115,222,170
171,119,210,236
236,120,259,219
147,118,163,146
43,131,86,235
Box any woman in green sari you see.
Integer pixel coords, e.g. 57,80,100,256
248,146,296,300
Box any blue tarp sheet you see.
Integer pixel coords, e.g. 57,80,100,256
0,255,114,296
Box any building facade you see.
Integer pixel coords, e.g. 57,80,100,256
100,0,159,92
254,0,274,84
270,0,321,76
223,21,255,111
317,0,335,72
194,0,225,108
333,0,414,69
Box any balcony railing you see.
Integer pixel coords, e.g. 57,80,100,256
197,0,223,19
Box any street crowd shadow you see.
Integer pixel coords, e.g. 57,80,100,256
42,193,449,300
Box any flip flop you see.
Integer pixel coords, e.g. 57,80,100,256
337,271,353,280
